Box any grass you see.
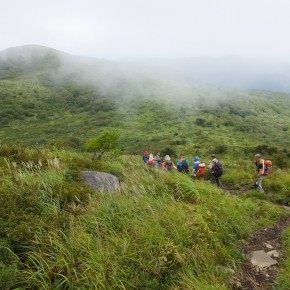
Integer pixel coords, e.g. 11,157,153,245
0,47,290,288
273,227,290,290
0,147,289,289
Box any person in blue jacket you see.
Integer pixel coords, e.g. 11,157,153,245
143,151,149,163
191,156,200,176
176,154,189,173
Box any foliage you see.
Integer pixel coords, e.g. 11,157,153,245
1,47,290,288
0,148,288,289
273,227,290,290
85,130,119,159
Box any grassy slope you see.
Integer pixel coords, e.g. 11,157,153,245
1,47,290,288
0,146,288,290
1,76,290,203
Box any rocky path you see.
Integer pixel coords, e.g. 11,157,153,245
221,184,290,290
231,216,290,289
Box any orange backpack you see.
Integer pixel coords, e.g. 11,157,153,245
196,163,206,177
263,160,273,176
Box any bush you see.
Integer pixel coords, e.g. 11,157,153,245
160,147,177,158
0,186,44,243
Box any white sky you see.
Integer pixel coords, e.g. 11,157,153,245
1,0,290,60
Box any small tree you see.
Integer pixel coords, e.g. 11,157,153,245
85,130,119,160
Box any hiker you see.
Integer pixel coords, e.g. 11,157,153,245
192,156,206,177
177,154,189,174
154,154,163,168
143,151,149,163
162,155,176,171
208,154,223,187
254,153,266,193
147,154,154,168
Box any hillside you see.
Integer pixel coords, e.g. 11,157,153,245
0,145,290,290
0,45,290,153
1,45,290,289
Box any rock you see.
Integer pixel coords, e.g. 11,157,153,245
224,267,235,275
283,205,290,211
251,250,278,269
81,171,120,192
264,242,274,250
267,250,279,258
228,268,236,275
234,281,242,289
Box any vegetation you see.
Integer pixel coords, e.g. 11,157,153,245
0,145,288,289
0,46,290,289
85,130,120,160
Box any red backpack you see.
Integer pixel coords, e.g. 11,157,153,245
196,163,206,177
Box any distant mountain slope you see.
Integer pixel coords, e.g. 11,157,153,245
0,45,290,153
2,45,290,93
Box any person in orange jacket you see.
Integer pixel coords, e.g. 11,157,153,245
162,155,176,171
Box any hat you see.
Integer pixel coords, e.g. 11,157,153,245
255,153,262,158
165,155,171,161
193,156,200,162
211,154,216,158
144,151,149,155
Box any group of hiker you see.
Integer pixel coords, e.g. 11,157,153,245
142,151,223,187
143,151,272,192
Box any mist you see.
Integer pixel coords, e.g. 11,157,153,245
1,44,290,99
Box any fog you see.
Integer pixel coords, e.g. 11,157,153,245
1,0,290,61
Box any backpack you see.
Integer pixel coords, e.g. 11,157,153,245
143,155,149,163
263,160,273,176
165,160,173,171
196,163,206,177
147,160,154,167
212,161,223,177
180,159,189,173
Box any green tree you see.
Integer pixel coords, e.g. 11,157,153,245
85,130,119,160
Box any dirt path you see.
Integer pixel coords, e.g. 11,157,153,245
218,184,290,289
230,216,290,290
201,181,290,289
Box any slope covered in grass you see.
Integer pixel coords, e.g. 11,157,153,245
0,145,289,289
0,45,290,154
1,46,290,288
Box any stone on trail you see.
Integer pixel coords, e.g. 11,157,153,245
250,250,278,269
267,250,280,258
81,171,120,192
264,242,274,250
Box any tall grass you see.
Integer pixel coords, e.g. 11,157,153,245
6,155,284,290
272,227,290,290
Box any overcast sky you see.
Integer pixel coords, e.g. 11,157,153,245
1,0,290,60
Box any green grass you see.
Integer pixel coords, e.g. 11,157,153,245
1,47,290,288
0,147,289,289
273,227,290,290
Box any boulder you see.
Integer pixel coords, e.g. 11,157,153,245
81,171,120,192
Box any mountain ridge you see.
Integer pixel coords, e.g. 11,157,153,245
1,44,290,92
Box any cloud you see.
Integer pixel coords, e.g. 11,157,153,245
0,0,290,60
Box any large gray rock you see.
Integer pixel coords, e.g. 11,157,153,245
250,250,278,269
81,171,120,192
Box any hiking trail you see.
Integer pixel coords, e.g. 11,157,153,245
220,184,290,290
